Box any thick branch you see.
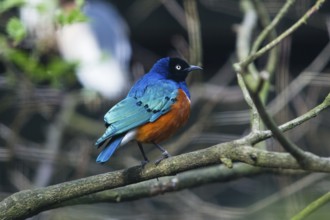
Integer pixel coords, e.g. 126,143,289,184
57,163,265,206
248,87,324,166
1,108,330,220
0,145,311,219
60,94,330,207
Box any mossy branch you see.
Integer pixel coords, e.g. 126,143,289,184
0,93,329,219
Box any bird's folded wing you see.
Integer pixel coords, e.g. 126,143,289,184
96,80,178,145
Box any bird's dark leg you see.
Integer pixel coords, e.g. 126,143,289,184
137,142,149,167
153,142,171,165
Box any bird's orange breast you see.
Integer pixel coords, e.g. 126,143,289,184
136,89,191,143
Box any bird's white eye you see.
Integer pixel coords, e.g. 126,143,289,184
175,64,182,70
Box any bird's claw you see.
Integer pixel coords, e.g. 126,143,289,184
154,151,171,165
141,159,150,168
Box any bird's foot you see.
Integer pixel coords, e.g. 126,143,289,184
141,159,150,168
154,151,171,165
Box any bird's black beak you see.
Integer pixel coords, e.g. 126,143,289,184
184,65,203,73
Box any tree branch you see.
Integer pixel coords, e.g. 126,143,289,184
55,163,265,207
291,191,330,220
0,92,329,219
250,0,295,54
235,0,328,166
56,93,330,208
255,93,330,143
236,0,261,131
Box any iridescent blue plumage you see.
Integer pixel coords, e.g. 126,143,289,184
95,57,202,163
96,135,124,163
96,58,178,147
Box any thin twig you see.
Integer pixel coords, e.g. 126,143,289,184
291,191,330,220
250,0,295,54
255,93,330,142
251,0,280,103
269,41,330,115
247,173,327,215
233,0,327,74
235,0,327,166
34,94,77,187
183,0,203,66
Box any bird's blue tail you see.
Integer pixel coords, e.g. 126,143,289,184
96,134,125,163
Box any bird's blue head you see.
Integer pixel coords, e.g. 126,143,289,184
150,57,202,82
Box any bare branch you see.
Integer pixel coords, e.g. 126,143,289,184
291,191,330,220
0,92,329,219
233,0,327,74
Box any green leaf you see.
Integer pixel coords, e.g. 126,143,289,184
55,9,88,26
8,49,40,76
6,17,26,45
55,1,88,26
47,57,76,81
8,48,76,87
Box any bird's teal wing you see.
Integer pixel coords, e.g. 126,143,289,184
95,80,178,146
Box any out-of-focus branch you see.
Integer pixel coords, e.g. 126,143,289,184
160,0,203,66
233,0,326,74
269,41,330,115
251,0,281,103
183,0,203,66
34,94,77,187
126,0,162,26
291,191,330,220
236,0,260,131
247,173,328,216
161,0,187,30
250,0,295,54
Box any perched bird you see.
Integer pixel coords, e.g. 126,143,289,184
95,57,202,165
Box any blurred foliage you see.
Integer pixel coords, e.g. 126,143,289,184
7,50,76,86
0,0,83,87
6,17,26,45
55,0,88,26
0,0,25,13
